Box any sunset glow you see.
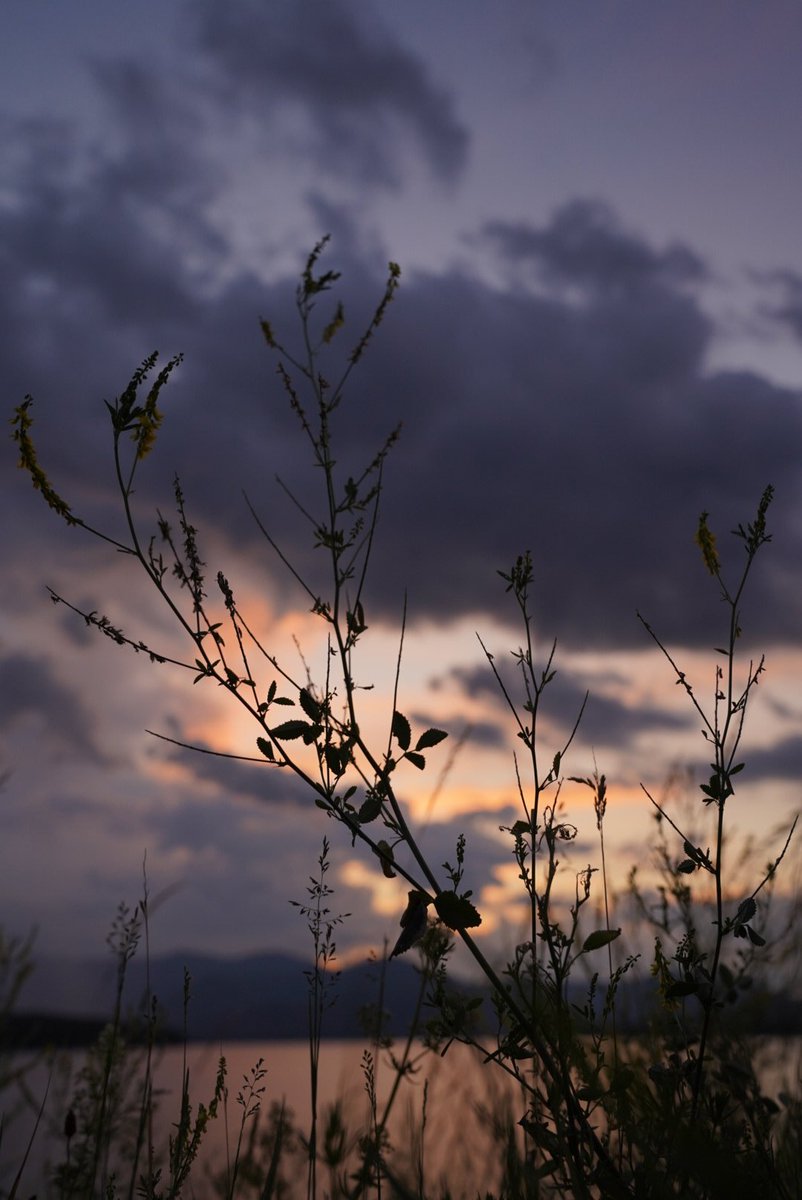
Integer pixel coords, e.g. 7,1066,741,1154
2,2,801,978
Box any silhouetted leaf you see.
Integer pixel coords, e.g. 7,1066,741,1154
256,737,274,761
271,720,313,741
358,794,383,824
406,751,426,770
392,710,411,750
581,929,621,954
434,891,482,931
415,728,448,751
299,688,322,721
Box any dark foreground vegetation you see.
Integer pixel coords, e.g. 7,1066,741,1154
5,241,802,1197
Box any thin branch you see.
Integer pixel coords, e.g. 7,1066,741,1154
145,730,281,766
242,491,322,609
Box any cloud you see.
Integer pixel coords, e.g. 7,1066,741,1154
339,222,802,648
8,168,802,663
0,652,106,763
743,734,802,784
446,663,692,748
156,736,313,809
4,12,801,727
481,199,707,297
7,115,802,666
5,2,802,973
190,0,469,188
758,268,802,341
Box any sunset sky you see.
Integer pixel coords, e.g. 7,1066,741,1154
3,1,802,975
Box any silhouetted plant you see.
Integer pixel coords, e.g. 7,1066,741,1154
11,238,801,1198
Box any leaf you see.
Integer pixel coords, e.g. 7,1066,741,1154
510,820,531,839
324,745,346,776
580,929,621,954
746,925,766,947
736,897,757,924
270,720,313,741
267,680,277,704
256,737,274,761
299,688,322,721
677,859,697,874
405,751,426,770
391,710,411,751
434,890,482,931
415,728,448,751
302,723,324,745
376,839,396,878
274,696,295,706
358,794,383,824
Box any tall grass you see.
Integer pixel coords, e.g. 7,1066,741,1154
9,238,802,1197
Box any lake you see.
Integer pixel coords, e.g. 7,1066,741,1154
3,1036,801,1198
2,1037,524,1197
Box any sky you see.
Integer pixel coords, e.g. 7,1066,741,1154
2,1,802,981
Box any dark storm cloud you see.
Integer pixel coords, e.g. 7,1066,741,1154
0,652,105,762
191,0,469,188
447,664,692,748
89,60,212,193
340,214,802,649
157,737,313,808
145,791,289,861
0,111,207,418
407,710,506,751
10,185,802,661
8,177,802,657
481,200,707,295
4,13,802,663
744,735,802,784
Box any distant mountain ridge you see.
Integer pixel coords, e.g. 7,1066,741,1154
16,950,446,1042
13,951,802,1048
